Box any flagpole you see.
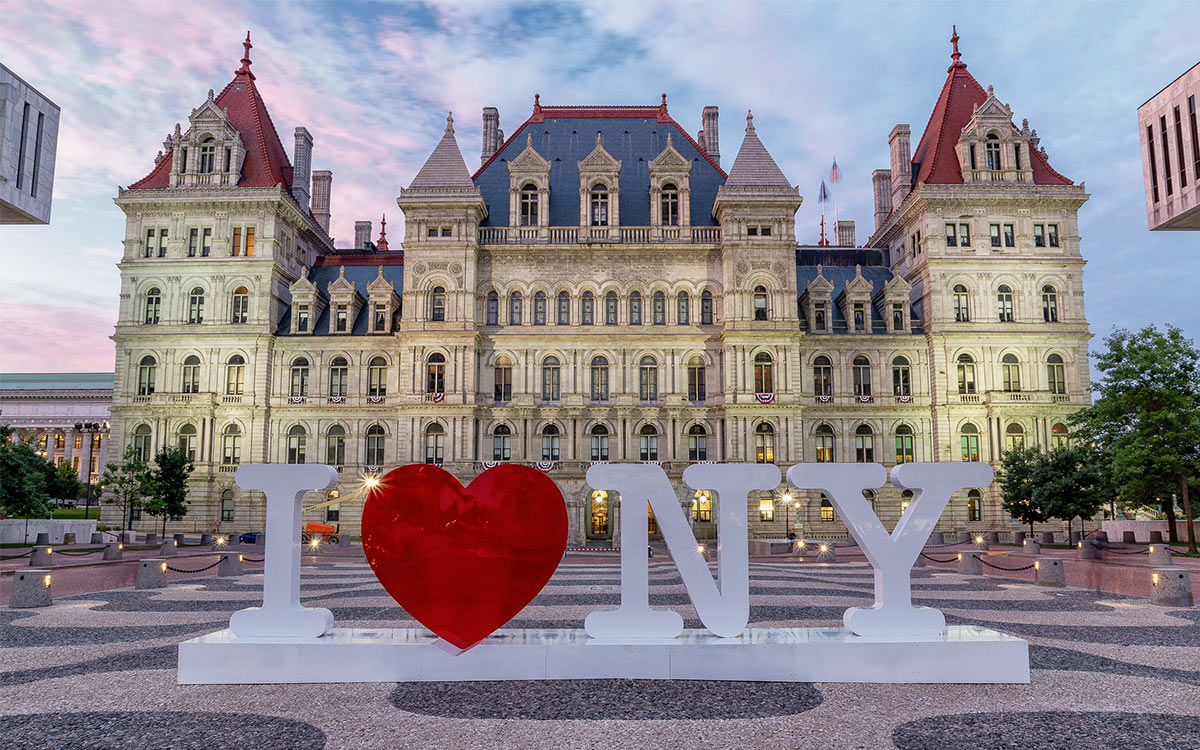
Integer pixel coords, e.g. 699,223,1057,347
832,156,839,233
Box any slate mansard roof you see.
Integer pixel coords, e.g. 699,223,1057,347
275,256,404,336
795,248,923,335
472,103,728,226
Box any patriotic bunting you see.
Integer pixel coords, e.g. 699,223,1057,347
755,392,775,404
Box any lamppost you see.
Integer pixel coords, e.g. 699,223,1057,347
778,492,801,546
75,421,109,520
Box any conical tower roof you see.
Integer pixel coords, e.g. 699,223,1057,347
723,110,792,189
408,112,475,190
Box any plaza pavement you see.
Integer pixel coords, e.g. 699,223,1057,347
1,552,1198,749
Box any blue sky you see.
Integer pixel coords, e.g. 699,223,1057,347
2,0,1198,370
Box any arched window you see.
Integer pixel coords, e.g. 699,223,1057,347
143,287,161,325
753,285,768,320
581,291,595,325
326,425,346,465
177,423,197,461
532,291,547,326
604,291,618,325
132,423,152,461
287,425,307,464
492,424,512,461
1047,354,1067,395
325,490,340,523
854,424,874,462
638,355,658,401
328,356,348,397
863,489,876,511
590,184,609,226
137,355,157,396
1051,422,1069,449
288,357,309,398
181,355,201,394
676,291,690,325
758,492,775,522
188,287,205,324
1005,422,1025,451
985,133,1002,171
486,290,499,325
687,423,707,461
629,291,643,325
541,423,560,461
485,356,508,402
960,422,980,462
815,424,834,463
590,355,609,402
687,355,706,402
651,291,666,325
1001,353,1021,392
997,284,1014,322
426,353,445,394
820,496,835,522
1042,285,1059,322
853,356,872,398
231,286,249,324
519,183,539,226
693,490,713,522
754,352,774,394
755,422,775,464
509,291,523,325
660,182,679,226
424,423,444,464
700,289,714,325
892,355,911,397
556,291,570,325
590,424,609,461
431,286,446,322
221,424,242,465
542,356,561,402
957,354,976,394
813,355,833,398
953,284,970,322
639,424,659,461
199,137,216,173
967,489,982,521
220,489,235,522
368,356,387,397
224,354,246,395
365,424,385,466
895,424,914,464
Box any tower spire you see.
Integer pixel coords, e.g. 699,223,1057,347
376,213,390,251
237,31,255,79
948,25,966,71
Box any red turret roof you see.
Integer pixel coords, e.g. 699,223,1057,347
129,33,294,190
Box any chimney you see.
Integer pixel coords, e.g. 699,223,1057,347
292,127,313,212
701,106,719,164
311,171,332,233
835,220,856,247
888,124,912,211
354,220,372,250
481,107,500,165
872,169,892,229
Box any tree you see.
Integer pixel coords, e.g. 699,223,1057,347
1033,445,1109,542
98,446,153,532
999,445,1048,533
0,430,52,542
145,446,194,536
1071,325,1200,552
47,460,84,505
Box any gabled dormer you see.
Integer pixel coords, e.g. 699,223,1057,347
837,265,875,333
366,266,401,334
578,132,622,232
506,134,551,232
288,266,326,335
648,133,692,230
876,273,913,333
955,86,1034,185
326,266,364,335
800,266,835,333
164,90,247,188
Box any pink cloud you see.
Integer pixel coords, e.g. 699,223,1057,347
0,304,115,373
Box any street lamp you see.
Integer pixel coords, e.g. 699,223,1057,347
777,492,800,548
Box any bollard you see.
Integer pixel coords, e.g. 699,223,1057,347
103,542,123,560
1079,540,1099,560
816,544,836,563
1034,557,1065,587
958,532,972,543
1122,531,1137,544
136,558,168,589
226,534,239,547
159,540,177,557
10,570,53,608
1150,568,1194,607
930,532,945,545
1069,531,1081,546
121,531,135,544
145,533,159,545
200,533,212,545
91,532,104,544
63,533,76,545
1013,531,1026,547
985,531,999,545
30,546,53,567
35,532,50,545
973,536,990,551
794,540,807,557
1022,539,1041,555
218,553,243,577
957,551,983,575
1094,531,1108,543
174,533,186,545
1147,545,1172,566
339,533,351,547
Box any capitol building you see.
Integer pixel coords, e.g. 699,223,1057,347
103,32,1091,545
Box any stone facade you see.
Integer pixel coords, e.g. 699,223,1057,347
0,373,113,489
1138,60,1200,230
0,62,59,224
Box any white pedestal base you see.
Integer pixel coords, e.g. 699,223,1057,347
178,626,1029,684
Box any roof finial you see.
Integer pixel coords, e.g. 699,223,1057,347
661,92,667,108
445,111,454,135
376,214,390,251
596,131,603,146
745,109,755,133
237,31,255,78
949,25,966,70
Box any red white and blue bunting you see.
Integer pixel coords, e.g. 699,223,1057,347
897,395,912,404
328,396,345,404
368,396,383,404
535,460,557,473
289,396,305,404
431,392,445,403
480,460,500,470
755,392,775,404
858,395,872,403
818,395,832,403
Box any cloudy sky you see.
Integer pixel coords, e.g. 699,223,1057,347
2,0,1198,372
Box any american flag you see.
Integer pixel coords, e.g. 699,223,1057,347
831,158,841,183
818,180,828,204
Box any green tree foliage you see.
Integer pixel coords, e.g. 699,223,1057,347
1035,446,1109,542
0,428,54,542
98,446,153,531
999,446,1048,533
1071,325,1200,552
144,446,194,536
48,460,84,504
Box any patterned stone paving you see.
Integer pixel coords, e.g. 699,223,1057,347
2,559,1197,749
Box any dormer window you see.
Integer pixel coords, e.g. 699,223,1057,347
892,303,904,331
853,302,865,331
985,134,1001,170
520,184,538,226
814,302,826,330
335,304,348,332
661,183,679,226
590,185,609,226
296,304,309,332
199,138,216,173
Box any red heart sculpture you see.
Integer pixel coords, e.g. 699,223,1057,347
361,464,567,649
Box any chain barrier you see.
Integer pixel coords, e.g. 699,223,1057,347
975,554,1037,572
166,559,223,574
924,541,972,548
1103,547,1150,555
54,548,102,556
920,553,958,563
0,550,35,560
242,557,264,563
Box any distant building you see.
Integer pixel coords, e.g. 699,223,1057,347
0,63,60,224
0,373,114,487
1138,61,1200,231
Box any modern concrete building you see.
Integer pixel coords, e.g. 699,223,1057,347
0,372,113,489
1138,61,1200,231
0,63,60,224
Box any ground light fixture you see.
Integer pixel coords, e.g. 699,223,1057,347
1152,573,1160,586
160,562,167,572
43,574,51,587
